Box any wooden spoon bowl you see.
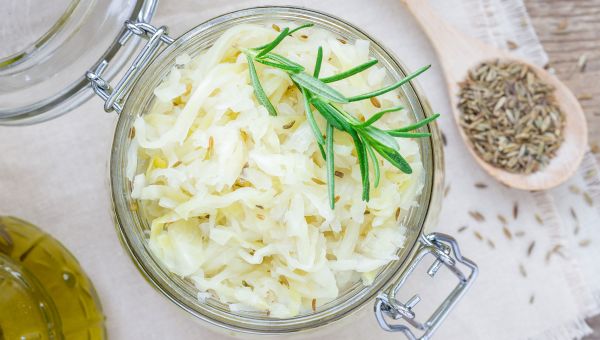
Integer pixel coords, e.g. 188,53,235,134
401,0,588,190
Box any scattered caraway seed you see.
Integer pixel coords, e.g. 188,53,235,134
487,239,496,249
311,177,326,185
579,239,591,247
334,170,344,178
529,294,535,304
395,208,401,220
513,202,519,219
545,245,565,263
444,185,451,197
583,192,593,206
473,231,484,241
312,298,317,312
370,97,381,108
497,214,508,225
556,19,568,32
207,136,214,157
569,185,581,194
506,40,519,50
519,263,527,278
282,121,295,129
570,207,578,221
591,143,600,154
272,24,281,32
578,54,588,72
503,227,513,240
441,131,447,146
520,18,527,28
475,182,488,189
458,60,565,173
534,213,543,225
527,241,536,257
469,210,485,222
458,226,468,233
577,93,593,101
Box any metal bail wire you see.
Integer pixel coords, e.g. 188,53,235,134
86,21,173,114
374,233,478,340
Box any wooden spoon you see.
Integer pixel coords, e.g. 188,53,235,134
401,0,588,190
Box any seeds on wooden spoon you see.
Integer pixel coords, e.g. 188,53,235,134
457,60,565,174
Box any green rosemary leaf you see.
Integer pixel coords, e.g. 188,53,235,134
355,106,404,128
330,104,362,125
317,143,327,160
351,131,370,201
311,99,346,130
386,131,431,138
312,100,359,132
300,87,325,145
347,65,431,102
255,58,304,73
326,123,335,209
246,54,277,116
375,144,412,174
390,113,440,132
320,59,378,83
292,73,349,103
262,53,305,69
365,140,381,188
361,126,399,151
288,23,314,36
255,27,290,58
314,46,323,78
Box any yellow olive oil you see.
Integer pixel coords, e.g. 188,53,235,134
0,216,105,339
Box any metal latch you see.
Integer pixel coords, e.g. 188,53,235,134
86,21,173,114
374,233,478,340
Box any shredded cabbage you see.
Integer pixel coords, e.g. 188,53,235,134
128,22,425,318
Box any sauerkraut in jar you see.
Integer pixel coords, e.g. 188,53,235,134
127,22,427,317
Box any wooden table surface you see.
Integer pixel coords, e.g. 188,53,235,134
524,0,600,338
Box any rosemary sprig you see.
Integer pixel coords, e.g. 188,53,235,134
243,24,439,209
326,123,335,208
320,59,378,83
245,54,277,116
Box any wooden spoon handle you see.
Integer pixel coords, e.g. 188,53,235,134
400,0,499,83
399,0,455,43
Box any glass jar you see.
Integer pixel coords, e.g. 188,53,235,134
103,7,477,339
1,4,477,339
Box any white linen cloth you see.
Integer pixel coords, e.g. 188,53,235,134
1,0,600,339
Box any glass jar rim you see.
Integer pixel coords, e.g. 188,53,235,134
110,5,442,334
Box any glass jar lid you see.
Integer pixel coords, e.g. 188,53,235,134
0,0,157,125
